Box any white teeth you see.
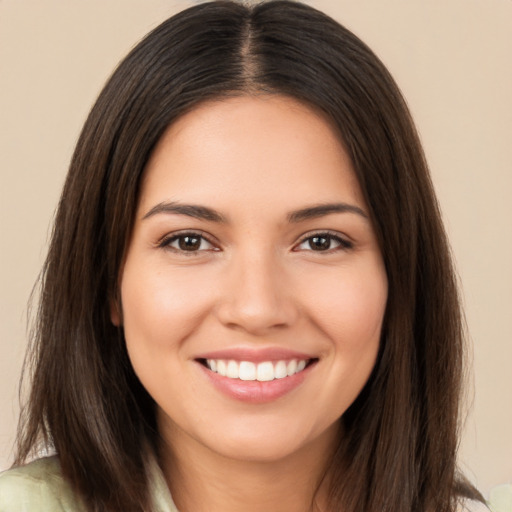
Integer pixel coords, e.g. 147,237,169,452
287,360,297,376
205,358,310,381
239,361,256,381
216,360,227,377
274,360,288,379
226,360,239,379
256,361,274,381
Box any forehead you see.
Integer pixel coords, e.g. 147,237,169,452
139,95,364,215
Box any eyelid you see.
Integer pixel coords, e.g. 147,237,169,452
155,229,352,254
293,230,353,252
157,230,220,252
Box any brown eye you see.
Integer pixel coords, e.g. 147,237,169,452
161,232,216,253
308,236,331,251
295,233,353,252
178,235,202,251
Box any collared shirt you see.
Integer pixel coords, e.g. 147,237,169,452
0,455,178,511
0,455,489,511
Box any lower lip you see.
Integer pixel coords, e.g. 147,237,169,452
198,361,315,404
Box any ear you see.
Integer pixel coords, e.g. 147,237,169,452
110,296,122,327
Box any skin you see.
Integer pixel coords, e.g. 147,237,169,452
114,95,388,512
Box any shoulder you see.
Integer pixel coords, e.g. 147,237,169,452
0,456,86,511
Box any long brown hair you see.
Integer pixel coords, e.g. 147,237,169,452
16,1,482,510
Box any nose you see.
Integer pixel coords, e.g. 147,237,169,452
215,249,299,335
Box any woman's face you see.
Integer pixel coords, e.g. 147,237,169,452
115,95,388,463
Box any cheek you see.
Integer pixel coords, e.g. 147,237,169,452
307,264,388,351
120,264,218,348
305,263,387,417
120,264,221,409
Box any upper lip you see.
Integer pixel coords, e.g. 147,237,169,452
194,347,317,363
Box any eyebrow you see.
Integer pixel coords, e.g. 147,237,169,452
142,200,368,224
287,203,368,222
142,201,227,223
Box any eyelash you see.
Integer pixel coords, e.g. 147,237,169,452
294,231,353,253
158,231,218,254
158,230,353,254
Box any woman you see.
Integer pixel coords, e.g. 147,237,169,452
0,1,487,511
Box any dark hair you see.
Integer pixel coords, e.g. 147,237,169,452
16,1,482,510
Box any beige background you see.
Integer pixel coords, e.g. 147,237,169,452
1,0,511,497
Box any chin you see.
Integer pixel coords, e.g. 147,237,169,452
216,436,303,463
199,415,340,464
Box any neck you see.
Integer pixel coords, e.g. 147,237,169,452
158,422,338,512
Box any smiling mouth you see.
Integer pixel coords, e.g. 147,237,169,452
198,358,317,382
